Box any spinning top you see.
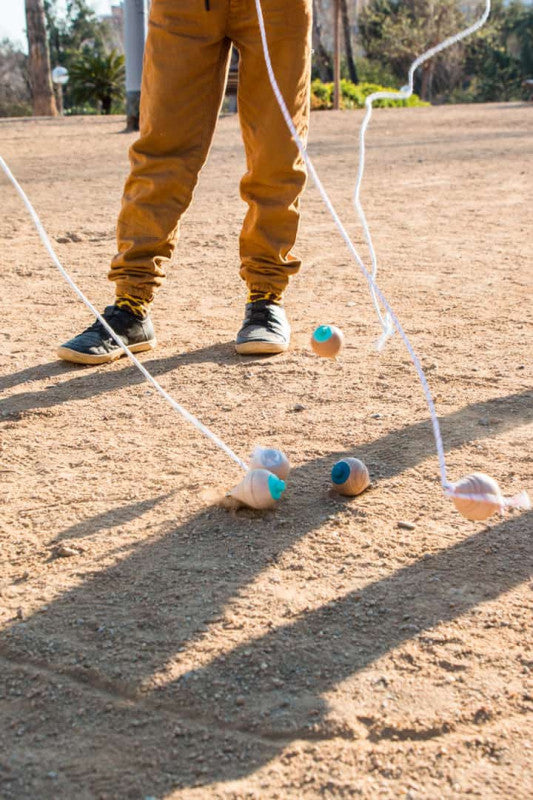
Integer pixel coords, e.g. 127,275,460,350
229,468,286,510
311,325,344,358
331,457,370,497
249,446,290,481
450,472,503,521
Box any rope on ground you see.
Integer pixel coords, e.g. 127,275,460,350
354,0,492,348
253,0,529,511
0,155,249,474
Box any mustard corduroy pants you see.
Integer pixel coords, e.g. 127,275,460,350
109,0,312,303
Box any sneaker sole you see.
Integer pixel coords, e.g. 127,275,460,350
234,340,289,355
56,339,157,365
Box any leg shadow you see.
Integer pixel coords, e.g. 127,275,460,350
0,340,238,400
1,459,530,796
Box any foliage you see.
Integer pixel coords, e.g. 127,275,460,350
354,57,398,89
313,55,398,88
358,0,533,103
68,49,125,114
311,77,334,109
44,0,115,65
0,38,31,117
509,2,533,76
358,0,466,101
44,0,119,112
64,103,99,115
460,0,533,101
310,78,429,110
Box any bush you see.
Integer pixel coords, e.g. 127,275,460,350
354,57,398,89
310,78,333,109
0,100,32,117
64,104,99,116
311,79,429,110
69,49,125,114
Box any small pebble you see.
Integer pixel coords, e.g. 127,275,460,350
397,521,416,531
55,545,80,558
292,403,305,412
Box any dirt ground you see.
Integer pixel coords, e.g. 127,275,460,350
0,103,532,800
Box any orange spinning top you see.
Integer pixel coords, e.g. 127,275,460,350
229,469,286,510
311,325,344,358
451,472,503,521
331,458,370,497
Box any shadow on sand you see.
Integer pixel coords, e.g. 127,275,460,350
1,403,531,796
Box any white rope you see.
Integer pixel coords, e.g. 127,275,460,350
252,0,529,511
2,1,529,513
253,0,452,487
0,155,248,474
443,487,531,513
354,0,492,346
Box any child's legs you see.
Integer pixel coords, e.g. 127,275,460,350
231,0,312,300
110,0,232,303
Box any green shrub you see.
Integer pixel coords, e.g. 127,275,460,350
310,78,333,110
311,79,429,110
354,57,398,88
0,101,32,118
69,49,125,115
64,104,99,116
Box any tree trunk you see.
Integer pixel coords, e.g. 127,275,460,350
333,0,341,108
312,0,333,82
25,0,57,116
340,0,358,84
420,62,434,103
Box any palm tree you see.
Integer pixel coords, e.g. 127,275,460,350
25,0,57,116
69,49,125,114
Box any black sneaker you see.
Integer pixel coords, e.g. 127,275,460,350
235,300,290,355
57,305,156,365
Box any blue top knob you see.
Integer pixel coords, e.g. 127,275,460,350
331,460,351,485
268,474,286,500
313,325,333,343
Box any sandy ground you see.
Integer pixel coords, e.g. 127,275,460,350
0,103,532,800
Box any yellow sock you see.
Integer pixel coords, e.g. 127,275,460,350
247,289,283,305
116,294,151,319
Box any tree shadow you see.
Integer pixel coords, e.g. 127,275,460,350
51,493,174,544
161,510,532,752
1,337,531,469
311,128,532,158
1,421,531,796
